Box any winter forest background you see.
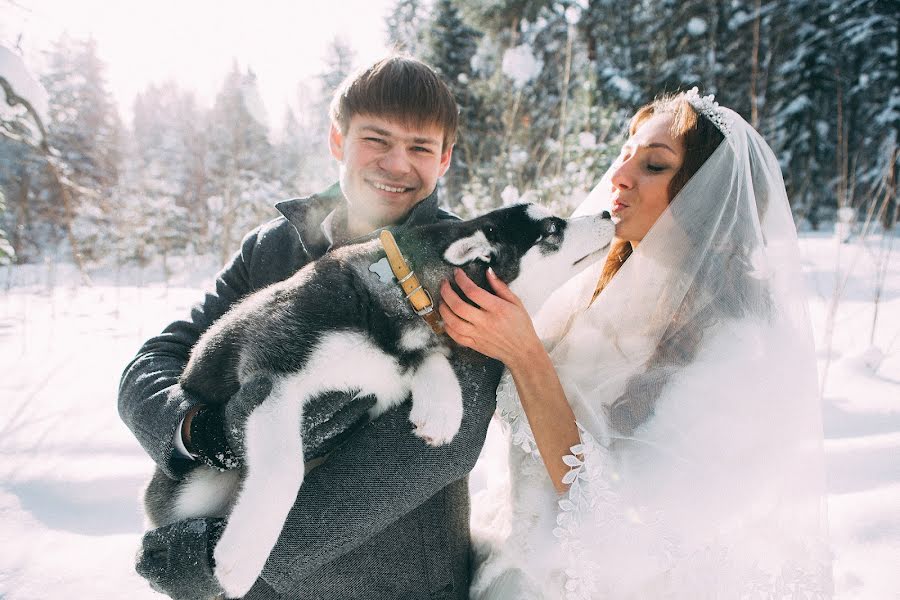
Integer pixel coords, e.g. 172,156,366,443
1,0,897,269
1,0,899,599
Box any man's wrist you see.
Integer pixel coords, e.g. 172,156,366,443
188,404,241,469
181,405,203,457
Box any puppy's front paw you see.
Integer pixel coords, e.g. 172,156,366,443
213,533,265,599
410,387,464,446
412,407,463,446
409,354,464,446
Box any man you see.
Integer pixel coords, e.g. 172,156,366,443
120,56,503,599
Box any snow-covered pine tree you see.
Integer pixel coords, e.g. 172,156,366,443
0,125,44,261
320,37,356,96
275,106,305,192
205,63,280,262
578,0,653,109
287,79,339,193
832,0,898,227
768,0,838,227
123,81,205,264
39,34,123,262
425,0,482,207
0,188,12,264
386,0,431,56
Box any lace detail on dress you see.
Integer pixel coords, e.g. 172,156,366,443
490,371,833,599
556,427,834,599
495,371,540,458
554,426,678,599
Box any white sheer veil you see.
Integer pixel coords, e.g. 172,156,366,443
531,99,833,597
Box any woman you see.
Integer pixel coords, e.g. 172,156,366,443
440,90,832,598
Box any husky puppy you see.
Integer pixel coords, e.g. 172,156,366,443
143,203,614,597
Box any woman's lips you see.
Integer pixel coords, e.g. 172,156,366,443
611,198,629,213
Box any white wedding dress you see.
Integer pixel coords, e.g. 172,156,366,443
470,96,833,599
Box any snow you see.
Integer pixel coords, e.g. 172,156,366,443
0,230,898,598
501,44,542,89
607,74,636,99
686,17,708,37
0,44,50,127
500,185,520,206
577,131,597,149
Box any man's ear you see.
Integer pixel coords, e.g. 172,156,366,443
437,144,454,178
328,123,345,161
444,230,493,265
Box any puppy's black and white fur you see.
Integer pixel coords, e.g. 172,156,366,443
143,203,615,597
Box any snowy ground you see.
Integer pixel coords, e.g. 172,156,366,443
1,231,898,599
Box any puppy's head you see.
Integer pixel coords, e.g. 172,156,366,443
442,203,615,314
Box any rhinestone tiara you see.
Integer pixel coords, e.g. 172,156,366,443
683,87,731,136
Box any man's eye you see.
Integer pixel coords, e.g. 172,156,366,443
364,137,386,144
412,146,433,153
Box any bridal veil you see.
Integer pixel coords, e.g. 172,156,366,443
518,95,832,598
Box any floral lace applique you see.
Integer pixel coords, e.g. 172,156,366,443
555,426,832,599
492,372,833,599
495,372,540,458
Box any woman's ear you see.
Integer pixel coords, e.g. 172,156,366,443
443,231,494,265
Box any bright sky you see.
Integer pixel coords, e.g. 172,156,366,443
1,0,394,127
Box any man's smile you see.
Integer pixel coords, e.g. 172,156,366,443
369,180,416,194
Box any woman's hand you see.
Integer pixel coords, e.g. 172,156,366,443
441,268,581,493
438,268,542,369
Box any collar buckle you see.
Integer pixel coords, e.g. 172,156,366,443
379,230,444,335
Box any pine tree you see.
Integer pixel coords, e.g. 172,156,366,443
425,0,483,205
386,0,431,56
206,63,280,262
768,0,838,226
579,0,654,109
124,80,206,262
35,34,123,262
320,37,357,94
832,0,898,226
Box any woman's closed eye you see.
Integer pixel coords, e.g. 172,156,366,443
646,163,670,173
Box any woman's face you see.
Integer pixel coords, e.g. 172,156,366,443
609,113,685,245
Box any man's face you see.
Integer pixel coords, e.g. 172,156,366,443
329,115,453,233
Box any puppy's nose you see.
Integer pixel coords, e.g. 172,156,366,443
601,211,611,220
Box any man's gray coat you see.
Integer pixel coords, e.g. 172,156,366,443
118,183,503,599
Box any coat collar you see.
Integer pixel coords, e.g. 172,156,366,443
275,182,442,259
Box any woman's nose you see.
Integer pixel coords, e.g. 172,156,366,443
610,161,634,190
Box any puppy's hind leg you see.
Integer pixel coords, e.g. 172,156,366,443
213,379,306,598
409,352,464,446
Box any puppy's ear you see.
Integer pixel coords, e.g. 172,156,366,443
443,231,494,265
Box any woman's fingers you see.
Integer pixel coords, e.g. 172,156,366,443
486,268,522,306
453,268,504,312
438,301,479,347
439,279,484,325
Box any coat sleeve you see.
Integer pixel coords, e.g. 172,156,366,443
258,349,503,593
117,227,263,479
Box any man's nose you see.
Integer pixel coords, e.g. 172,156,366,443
378,145,412,176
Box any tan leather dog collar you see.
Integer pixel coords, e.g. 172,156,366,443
379,230,444,335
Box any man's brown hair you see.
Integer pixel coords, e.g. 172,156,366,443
329,55,459,151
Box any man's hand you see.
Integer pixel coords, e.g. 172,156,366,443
136,518,226,600
184,377,275,469
185,404,241,470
